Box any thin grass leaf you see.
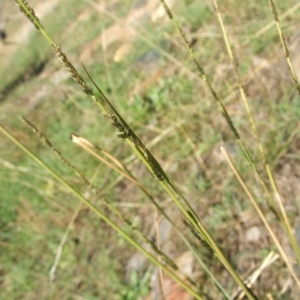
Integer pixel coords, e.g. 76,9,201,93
0,123,203,300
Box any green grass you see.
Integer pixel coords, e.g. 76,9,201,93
1,0,300,299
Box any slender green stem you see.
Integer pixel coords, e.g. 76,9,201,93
158,1,260,298
12,1,246,297
0,123,203,300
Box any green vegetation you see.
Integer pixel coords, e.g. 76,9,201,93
1,0,300,299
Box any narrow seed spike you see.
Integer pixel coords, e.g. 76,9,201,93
160,0,173,19
51,44,93,95
22,117,91,186
14,0,43,30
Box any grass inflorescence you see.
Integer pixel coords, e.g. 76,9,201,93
1,0,300,299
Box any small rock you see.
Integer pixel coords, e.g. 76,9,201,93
246,226,261,242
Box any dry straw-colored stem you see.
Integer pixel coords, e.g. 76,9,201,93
269,0,300,94
22,120,185,279
70,134,228,294
221,146,300,289
0,123,203,300
214,0,300,266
